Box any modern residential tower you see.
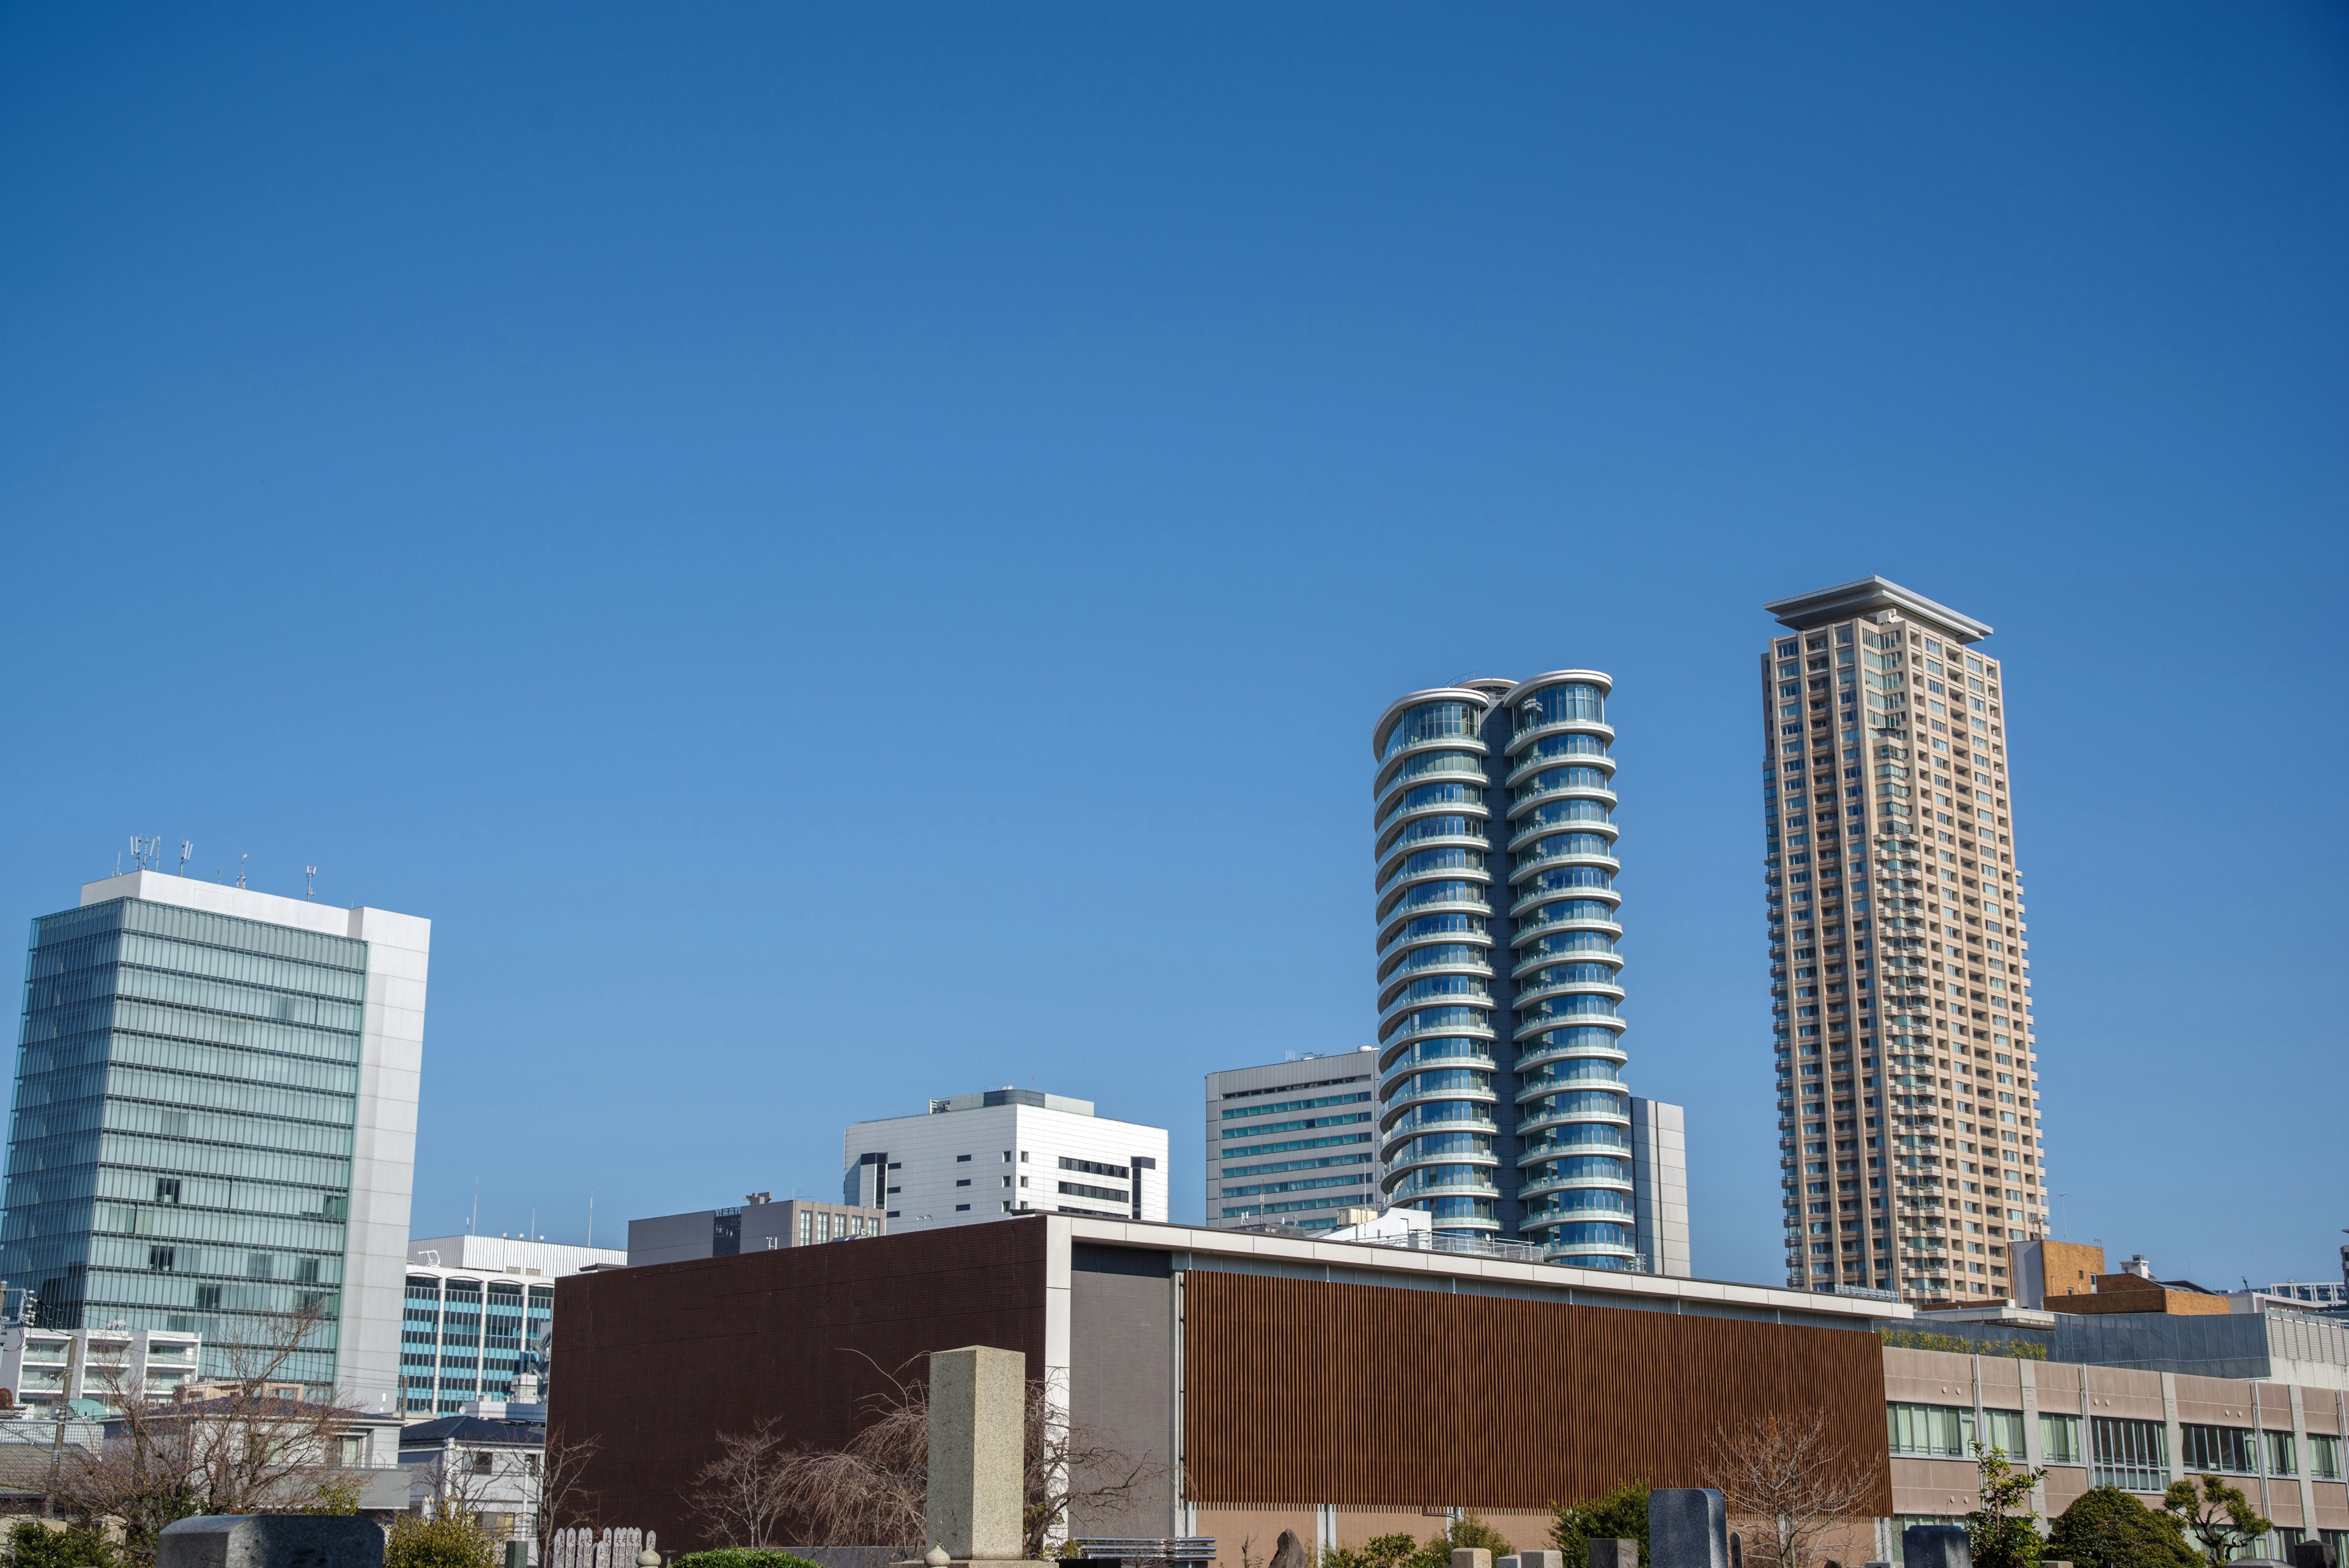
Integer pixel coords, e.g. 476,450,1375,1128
1373,672,1685,1273
1,869,428,1409
1758,578,2047,1304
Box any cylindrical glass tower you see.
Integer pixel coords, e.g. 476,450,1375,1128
1370,683,1513,1237
1500,672,1634,1266
1371,671,1635,1265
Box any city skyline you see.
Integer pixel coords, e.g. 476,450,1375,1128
2,7,2340,1292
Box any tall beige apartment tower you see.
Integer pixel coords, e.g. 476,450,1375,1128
1759,577,2047,1307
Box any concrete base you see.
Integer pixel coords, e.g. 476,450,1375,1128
158,1517,386,1568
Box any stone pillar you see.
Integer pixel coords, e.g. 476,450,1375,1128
1649,1490,1727,1568
1589,1542,1639,1568
1452,1551,1491,1568
928,1345,1027,1562
1900,1525,1969,1568
1519,1553,1563,1568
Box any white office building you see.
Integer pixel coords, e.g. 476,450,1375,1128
0,868,429,1413
399,1235,618,1419
842,1090,1168,1233
1203,1050,1380,1232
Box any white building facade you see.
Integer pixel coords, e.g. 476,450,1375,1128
842,1090,1168,1233
0,1324,202,1412
0,870,428,1413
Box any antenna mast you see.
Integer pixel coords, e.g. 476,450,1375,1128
304,866,317,900
178,841,193,876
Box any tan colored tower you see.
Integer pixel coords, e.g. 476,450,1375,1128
1759,577,2047,1306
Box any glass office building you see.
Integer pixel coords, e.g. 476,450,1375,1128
400,1267,554,1415
2,872,428,1402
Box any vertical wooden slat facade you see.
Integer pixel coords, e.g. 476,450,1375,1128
1182,1269,1893,1514
551,1221,1048,1550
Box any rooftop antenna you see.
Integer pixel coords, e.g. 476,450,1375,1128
587,1189,595,1249
470,1176,479,1234
178,841,193,876
236,853,247,889
303,866,318,900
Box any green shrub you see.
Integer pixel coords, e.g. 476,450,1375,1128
384,1514,499,1568
1548,1479,1650,1568
2047,1487,2197,1568
4,1522,119,1568
1880,1329,2048,1361
672,1553,826,1568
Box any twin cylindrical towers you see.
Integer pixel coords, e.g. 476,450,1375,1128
1370,672,1634,1265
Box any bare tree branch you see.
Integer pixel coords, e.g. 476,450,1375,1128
1702,1411,1877,1568
53,1309,366,1567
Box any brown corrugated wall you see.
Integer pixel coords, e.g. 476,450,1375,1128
1182,1269,1892,1514
550,1220,1048,1550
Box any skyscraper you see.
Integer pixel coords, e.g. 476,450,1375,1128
2,869,428,1408
1758,578,2047,1304
1373,672,1684,1273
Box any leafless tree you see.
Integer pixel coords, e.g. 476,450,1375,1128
688,1418,801,1548
53,1309,366,1566
1702,1410,1877,1568
692,1361,1160,1555
526,1427,604,1561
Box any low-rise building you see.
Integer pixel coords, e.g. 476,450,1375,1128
627,1196,885,1267
842,1089,1168,1233
400,1408,547,1548
0,1325,202,1413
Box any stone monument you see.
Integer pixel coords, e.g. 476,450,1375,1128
1589,1542,1638,1568
1648,1490,1727,1568
1899,1526,1969,1568
157,1517,385,1568
922,1345,1031,1566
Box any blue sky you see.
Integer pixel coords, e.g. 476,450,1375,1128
2,5,2343,1290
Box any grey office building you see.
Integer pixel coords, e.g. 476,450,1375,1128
1203,1050,1379,1232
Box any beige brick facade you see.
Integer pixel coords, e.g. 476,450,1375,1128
1760,578,2047,1307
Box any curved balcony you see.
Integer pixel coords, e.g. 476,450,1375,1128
1378,877,1494,927
1508,869,1617,920
1378,1038,1497,1080
1377,1073,1499,1131
1375,749,1488,804
1505,715,1615,761
1511,900,1623,941
1507,814,1619,857
1515,1057,1627,1097
1378,1104,1501,1145
1376,778,1493,834
1513,1082,1630,1120
1376,942,1494,989
1510,842,1620,883
1512,998,1624,1046
1505,732,1613,789
1516,1162,1635,1205
1380,1132,1501,1183
1377,808,1493,859
1515,1100,1634,1145
1378,1000,1497,1053
1509,933,1619,979
1512,972,1626,1012
1376,975,1494,1030
1515,1032,1629,1077
1376,844,1492,899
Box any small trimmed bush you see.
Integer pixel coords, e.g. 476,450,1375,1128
672,1553,826,1568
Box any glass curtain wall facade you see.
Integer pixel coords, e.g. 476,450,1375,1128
400,1268,554,1416
1758,578,2048,1305
2,897,362,1386
1371,672,1635,1266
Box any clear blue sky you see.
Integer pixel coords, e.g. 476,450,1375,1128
3,6,2343,1290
